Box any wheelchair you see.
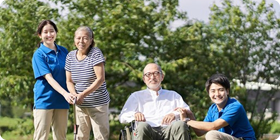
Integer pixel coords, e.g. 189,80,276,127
119,121,135,140
119,121,191,140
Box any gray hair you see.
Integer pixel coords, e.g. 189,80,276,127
75,26,95,47
143,63,163,74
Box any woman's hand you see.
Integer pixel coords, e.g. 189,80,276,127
63,93,76,104
73,93,85,105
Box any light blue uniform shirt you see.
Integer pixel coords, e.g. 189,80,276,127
32,43,69,109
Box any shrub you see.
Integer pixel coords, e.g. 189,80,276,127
270,121,280,133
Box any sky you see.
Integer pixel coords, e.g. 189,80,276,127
1,0,280,23
171,0,280,28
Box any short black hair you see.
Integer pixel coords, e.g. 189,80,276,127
205,73,230,93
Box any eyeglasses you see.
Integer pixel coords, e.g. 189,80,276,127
144,71,161,78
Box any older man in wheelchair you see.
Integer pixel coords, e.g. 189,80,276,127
119,63,191,140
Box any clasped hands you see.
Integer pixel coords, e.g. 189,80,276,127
64,92,85,105
174,107,192,122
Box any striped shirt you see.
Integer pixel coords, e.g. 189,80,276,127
65,47,110,107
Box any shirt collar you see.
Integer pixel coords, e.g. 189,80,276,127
39,43,60,54
223,97,231,108
147,88,162,96
217,97,232,112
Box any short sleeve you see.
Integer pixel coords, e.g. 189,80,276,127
220,104,241,126
203,104,216,122
65,51,73,72
32,50,51,79
204,110,212,122
90,47,105,66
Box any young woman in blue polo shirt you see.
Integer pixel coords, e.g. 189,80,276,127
32,20,75,140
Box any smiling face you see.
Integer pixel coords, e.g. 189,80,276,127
39,24,57,47
209,83,229,110
143,63,164,91
74,29,93,52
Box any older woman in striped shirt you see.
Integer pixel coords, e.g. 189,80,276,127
65,26,110,140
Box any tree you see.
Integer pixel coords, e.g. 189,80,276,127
1,0,280,139
207,0,280,138
50,0,189,110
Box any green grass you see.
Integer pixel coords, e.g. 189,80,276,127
1,116,279,140
0,117,20,127
1,132,73,140
0,117,125,140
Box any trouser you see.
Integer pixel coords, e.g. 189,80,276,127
205,130,243,140
133,121,190,140
33,109,68,140
76,104,110,140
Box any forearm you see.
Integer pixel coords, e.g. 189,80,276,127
190,126,207,137
119,111,136,123
181,109,207,136
188,120,219,133
80,77,104,97
66,81,77,95
45,74,68,96
119,95,139,123
80,63,105,97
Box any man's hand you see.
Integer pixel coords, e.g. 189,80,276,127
175,107,188,120
161,113,175,125
134,112,146,122
175,107,195,121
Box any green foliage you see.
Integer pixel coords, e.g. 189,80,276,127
51,0,189,110
0,117,33,136
109,120,127,139
208,0,280,138
0,0,280,139
270,121,280,133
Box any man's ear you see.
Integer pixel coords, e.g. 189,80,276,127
161,73,165,81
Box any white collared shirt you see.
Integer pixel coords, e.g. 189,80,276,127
119,88,190,127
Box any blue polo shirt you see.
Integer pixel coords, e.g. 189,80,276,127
204,98,256,140
32,43,69,109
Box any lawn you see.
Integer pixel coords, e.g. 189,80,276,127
0,117,279,140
